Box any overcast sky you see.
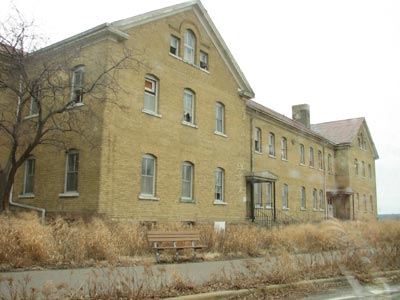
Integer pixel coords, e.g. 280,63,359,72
1,0,399,214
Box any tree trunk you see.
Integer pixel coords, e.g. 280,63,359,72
0,169,15,212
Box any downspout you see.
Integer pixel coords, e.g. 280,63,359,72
9,185,46,224
250,116,255,222
323,143,328,220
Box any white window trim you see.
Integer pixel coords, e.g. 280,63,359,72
215,168,224,203
62,150,79,195
22,157,35,196
138,194,160,201
71,66,85,104
213,200,228,205
144,75,159,115
140,154,156,198
170,35,180,56
215,102,225,134
183,89,195,125
183,30,196,64
181,162,194,201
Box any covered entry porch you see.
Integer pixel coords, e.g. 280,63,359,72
245,171,279,223
326,188,354,220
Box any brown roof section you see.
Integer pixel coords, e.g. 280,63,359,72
311,118,364,145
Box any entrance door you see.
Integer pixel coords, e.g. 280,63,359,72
327,198,334,218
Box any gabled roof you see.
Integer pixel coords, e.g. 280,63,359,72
311,118,379,159
311,118,365,145
111,0,254,98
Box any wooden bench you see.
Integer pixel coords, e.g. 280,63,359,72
147,231,207,263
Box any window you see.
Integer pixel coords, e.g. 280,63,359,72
29,84,40,116
215,168,224,202
268,133,275,156
141,154,156,197
328,154,332,173
318,151,323,169
23,157,35,195
301,187,306,209
309,147,314,167
170,35,180,56
254,128,261,153
370,195,373,212
356,193,360,211
183,89,195,124
300,144,305,164
215,102,225,134
281,137,287,160
200,51,208,70
313,189,318,210
354,159,359,175
368,164,372,178
65,150,79,193
319,190,324,210
266,182,272,208
182,162,194,200
183,30,196,64
282,184,288,209
254,183,262,207
362,161,366,177
144,75,158,114
71,66,84,103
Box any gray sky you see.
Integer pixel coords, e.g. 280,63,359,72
2,0,399,214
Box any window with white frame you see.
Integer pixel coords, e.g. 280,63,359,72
215,168,224,202
65,150,79,193
23,157,35,195
170,35,180,56
268,132,275,156
301,186,306,209
182,162,194,200
318,150,323,169
215,102,225,134
71,66,84,104
265,182,272,208
254,128,261,153
282,184,288,209
200,51,208,70
144,75,158,114
183,30,196,64
29,83,40,116
319,189,324,210
183,89,195,124
313,188,318,210
356,193,360,211
254,183,262,207
281,137,287,160
300,144,305,164
309,147,314,167
141,154,156,197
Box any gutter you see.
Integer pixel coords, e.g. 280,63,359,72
9,185,46,225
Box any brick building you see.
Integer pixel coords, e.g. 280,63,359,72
1,0,378,224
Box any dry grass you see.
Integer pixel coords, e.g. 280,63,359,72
0,212,400,272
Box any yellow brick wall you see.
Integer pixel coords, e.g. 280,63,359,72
249,113,335,221
97,11,250,222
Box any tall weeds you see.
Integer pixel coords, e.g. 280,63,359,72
0,212,399,271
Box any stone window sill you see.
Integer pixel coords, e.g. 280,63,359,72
59,192,80,198
138,194,160,201
142,109,162,118
213,200,227,205
19,193,35,199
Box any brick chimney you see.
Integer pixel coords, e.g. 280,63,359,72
292,104,310,129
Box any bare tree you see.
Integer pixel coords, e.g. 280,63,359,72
0,10,137,211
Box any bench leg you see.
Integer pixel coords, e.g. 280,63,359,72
153,242,161,263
